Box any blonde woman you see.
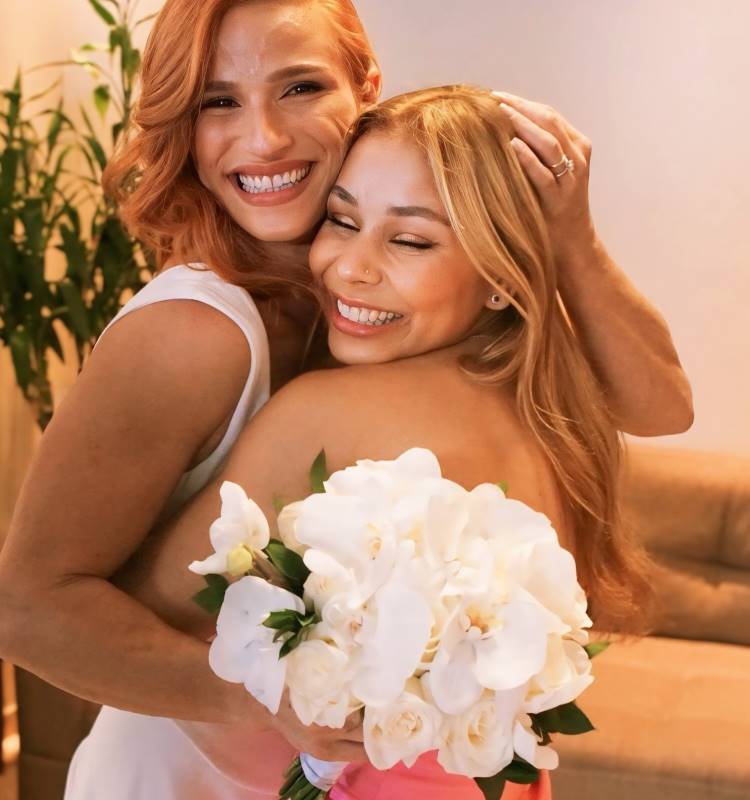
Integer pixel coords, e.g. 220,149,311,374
0,0,690,797
117,85,674,799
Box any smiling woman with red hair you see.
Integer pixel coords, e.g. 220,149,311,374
0,0,693,799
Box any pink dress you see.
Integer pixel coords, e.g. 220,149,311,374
331,752,551,800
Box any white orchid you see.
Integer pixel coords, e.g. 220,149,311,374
189,482,270,577
208,577,304,713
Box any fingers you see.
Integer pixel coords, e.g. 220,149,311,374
510,137,560,198
305,739,367,763
499,102,568,172
494,91,574,145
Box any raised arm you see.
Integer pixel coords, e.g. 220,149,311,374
0,300,266,724
496,91,694,436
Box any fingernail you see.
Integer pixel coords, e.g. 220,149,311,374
499,102,513,114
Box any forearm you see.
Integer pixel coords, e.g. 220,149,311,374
556,232,693,435
0,575,269,727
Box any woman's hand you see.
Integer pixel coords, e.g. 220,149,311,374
494,91,596,257
268,692,367,762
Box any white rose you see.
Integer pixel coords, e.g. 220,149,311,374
523,637,593,714
208,576,304,713
189,482,270,576
437,687,524,778
277,500,306,555
285,639,356,728
364,679,442,769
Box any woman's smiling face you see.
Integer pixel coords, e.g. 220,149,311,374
309,132,492,364
194,0,364,243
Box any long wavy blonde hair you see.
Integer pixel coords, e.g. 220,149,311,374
104,0,379,297
350,86,653,632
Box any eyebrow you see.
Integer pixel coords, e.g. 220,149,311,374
205,64,331,93
330,185,451,226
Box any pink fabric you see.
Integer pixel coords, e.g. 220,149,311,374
330,751,551,800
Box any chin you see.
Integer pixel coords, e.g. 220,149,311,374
329,336,396,366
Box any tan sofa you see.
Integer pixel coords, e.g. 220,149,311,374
13,445,750,799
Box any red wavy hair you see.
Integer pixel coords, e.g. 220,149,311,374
104,0,379,297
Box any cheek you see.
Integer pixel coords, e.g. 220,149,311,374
312,94,360,150
309,229,339,278
193,119,224,182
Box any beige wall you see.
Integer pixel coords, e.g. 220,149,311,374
1,1,748,529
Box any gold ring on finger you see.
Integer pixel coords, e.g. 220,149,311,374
551,155,575,178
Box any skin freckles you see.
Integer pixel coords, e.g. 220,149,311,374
193,1,360,243
310,132,493,365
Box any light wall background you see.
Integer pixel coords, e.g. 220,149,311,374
1,0,748,528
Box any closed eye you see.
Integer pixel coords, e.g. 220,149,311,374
392,237,434,251
326,214,359,232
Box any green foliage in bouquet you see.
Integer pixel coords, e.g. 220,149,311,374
0,0,156,430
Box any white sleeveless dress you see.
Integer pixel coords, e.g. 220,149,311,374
64,265,293,799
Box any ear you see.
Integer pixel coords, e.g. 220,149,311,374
360,64,382,107
485,291,511,311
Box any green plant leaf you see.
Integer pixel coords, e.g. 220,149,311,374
497,758,540,784
93,85,110,118
474,774,506,800
88,0,117,26
0,147,19,206
532,702,595,736
191,573,229,614
309,449,328,494
496,480,509,494
265,538,309,595
58,279,91,341
9,328,32,391
584,641,610,659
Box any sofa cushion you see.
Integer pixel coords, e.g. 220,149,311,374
623,446,750,645
552,635,750,800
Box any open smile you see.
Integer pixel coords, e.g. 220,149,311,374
329,293,406,336
229,160,315,207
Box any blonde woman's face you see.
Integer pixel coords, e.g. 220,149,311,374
310,132,491,365
194,0,361,243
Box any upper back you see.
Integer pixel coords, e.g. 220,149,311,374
261,346,573,550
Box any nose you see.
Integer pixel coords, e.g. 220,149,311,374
235,102,294,160
335,236,381,286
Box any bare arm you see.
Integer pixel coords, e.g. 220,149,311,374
0,300,268,725
497,92,693,435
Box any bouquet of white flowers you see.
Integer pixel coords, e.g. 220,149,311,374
190,449,606,800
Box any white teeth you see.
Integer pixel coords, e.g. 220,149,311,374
237,164,311,194
336,299,403,327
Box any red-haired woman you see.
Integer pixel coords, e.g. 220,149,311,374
0,1,692,799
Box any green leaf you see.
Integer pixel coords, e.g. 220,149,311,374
0,147,19,206
46,104,65,155
532,701,595,736
496,480,509,494
309,449,328,494
88,0,117,26
93,85,110,118
272,494,286,515
265,538,309,595
58,279,91,341
584,641,611,659
191,573,229,614
474,774,506,800
9,328,32,391
263,609,302,632
84,135,107,169
497,757,540,784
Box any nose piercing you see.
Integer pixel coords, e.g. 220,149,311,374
364,268,370,275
